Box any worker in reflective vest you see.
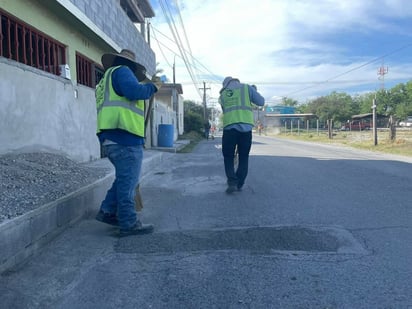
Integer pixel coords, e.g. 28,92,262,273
95,49,161,237
219,77,265,194
96,65,145,137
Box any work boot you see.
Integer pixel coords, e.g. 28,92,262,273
119,221,154,237
95,210,119,226
225,185,237,194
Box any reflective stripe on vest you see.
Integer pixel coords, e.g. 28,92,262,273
220,85,254,126
96,66,145,137
97,67,144,117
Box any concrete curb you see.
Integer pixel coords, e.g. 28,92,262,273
0,150,164,274
151,139,191,153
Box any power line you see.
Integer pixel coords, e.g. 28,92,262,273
158,0,202,98
150,25,222,84
151,25,173,69
173,0,194,66
151,4,412,101
284,42,412,97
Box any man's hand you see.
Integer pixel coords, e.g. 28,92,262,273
142,76,162,91
151,76,162,91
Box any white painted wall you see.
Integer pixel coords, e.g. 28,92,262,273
151,100,177,147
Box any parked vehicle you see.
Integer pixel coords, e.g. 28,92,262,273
341,120,371,131
399,116,412,127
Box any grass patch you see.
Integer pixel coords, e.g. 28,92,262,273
275,129,412,157
177,131,203,153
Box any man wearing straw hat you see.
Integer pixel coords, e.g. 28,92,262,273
95,49,161,236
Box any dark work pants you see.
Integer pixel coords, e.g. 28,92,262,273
222,129,252,188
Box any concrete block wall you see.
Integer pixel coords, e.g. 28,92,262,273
67,0,156,74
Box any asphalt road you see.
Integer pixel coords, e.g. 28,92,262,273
1,135,412,308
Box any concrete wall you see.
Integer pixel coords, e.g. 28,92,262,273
177,96,184,135
60,0,156,74
0,59,100,162
149,90,185,147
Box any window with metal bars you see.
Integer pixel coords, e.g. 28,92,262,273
76,52,104,88
0,9,66,76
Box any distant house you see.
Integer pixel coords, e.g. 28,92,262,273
151,83,184,146
0,0,157,162
351,113,388,128
262,105,315,132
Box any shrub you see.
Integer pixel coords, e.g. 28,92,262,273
184,112,203,133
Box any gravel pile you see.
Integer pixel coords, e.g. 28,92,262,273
0,152,110,223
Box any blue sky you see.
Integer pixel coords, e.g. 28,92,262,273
149,0,412,105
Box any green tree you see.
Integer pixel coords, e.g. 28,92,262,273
184,100,203,115
327,92,354,123
183,100,205,133
353,92,375,114
184,111,203,133
305,92,354,126
386,82,412,120
281,97,299,107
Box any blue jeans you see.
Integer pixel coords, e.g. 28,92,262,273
222,129,252,188
204,129,210,139
100,144,143,230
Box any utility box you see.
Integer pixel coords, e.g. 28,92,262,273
59,64,71,80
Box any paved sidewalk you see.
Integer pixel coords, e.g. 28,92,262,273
0,141,189,274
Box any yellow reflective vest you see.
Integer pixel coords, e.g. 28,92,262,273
220,85,254,127
96,66,145,137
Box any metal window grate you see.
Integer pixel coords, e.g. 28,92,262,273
0,9,66,76
76,52,104,88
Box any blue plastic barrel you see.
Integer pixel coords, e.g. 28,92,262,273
158,124,174,147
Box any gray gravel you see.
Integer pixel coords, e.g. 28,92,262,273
0,152,110,223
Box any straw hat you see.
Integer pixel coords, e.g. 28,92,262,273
101,49,147,81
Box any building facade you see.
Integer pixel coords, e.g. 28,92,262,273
0,0,157,162
150,83,184,146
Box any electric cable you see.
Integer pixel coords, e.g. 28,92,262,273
151,3,412,102
158,0,202,98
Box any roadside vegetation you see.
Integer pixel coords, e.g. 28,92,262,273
177,131,203,153
259,80,412,158
291,82,412,126
178,100,216,153
178,80,412,157
273,128,412,157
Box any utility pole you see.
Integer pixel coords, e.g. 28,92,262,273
172,58,179,135
374,61,389,146
377,61,388,90
372,96,377,146
147,22,151,47
199,81,210,122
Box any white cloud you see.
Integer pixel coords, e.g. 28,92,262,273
150,0,412,104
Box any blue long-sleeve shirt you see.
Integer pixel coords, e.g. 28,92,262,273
247,85,265,107
112,66,157,100
98,66,157,146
